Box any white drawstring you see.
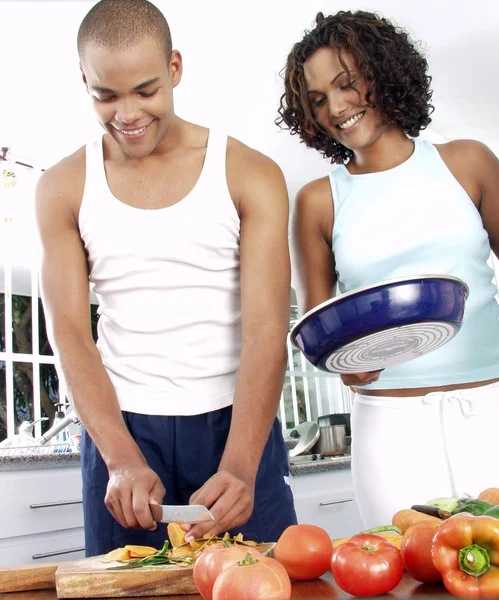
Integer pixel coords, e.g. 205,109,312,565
422,390,477,497
423,390,477,417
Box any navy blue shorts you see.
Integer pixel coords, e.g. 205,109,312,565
81,406,297,556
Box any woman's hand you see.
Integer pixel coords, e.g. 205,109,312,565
340,371,383,387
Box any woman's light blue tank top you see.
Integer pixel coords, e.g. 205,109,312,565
329,138,499,389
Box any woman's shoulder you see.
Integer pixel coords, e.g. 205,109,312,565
295,175,333,207
293,176,334,237
434,139,499,185
434,138,495,165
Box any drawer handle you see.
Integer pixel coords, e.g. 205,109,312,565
30,500,83,509
33,546,85,560
319,498,353,506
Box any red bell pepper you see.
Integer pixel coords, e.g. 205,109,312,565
431,513,499,598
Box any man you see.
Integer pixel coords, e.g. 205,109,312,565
35,0,296,557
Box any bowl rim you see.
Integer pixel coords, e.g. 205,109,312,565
290,274,469,344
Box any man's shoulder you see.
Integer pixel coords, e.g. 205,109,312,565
226,136,284,180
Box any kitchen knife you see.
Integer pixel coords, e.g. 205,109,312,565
150,503,215,524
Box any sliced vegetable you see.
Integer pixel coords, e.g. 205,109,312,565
124,545,159,558
432,513,499,597
103,530,260,571
167,522,187,547
102,547,132,563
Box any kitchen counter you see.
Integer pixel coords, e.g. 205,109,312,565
0,573,451,599
0,448,351,476
288,453,351,476
0,450,80,472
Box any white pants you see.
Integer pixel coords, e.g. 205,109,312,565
351,381,499,529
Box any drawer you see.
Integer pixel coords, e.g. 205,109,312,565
291,468,364,539
0,467,84,539
0,527,85,567
293,489,363,539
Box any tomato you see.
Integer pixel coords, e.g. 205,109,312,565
400,521,442,583
193,545,262,600
331,533,404,597
274,524,332,580
212,555,291,600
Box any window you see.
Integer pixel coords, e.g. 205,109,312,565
0,287,99,443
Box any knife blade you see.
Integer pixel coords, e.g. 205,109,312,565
149,503,215,524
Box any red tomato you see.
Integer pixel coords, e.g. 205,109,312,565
193,545,262,600
331,533,404,597
212,555,291,600
400,521,442,583
274,524,332,580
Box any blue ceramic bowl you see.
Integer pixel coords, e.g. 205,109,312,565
290,275,469,374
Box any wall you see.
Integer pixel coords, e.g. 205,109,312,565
2,0,499,206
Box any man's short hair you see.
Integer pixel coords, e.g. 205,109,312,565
77,0,172,63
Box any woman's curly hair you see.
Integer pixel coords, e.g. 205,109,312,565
276,11,434,164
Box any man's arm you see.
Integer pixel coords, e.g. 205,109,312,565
185,143,290,540
35,157,164,531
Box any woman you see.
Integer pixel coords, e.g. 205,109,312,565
277,10,499,528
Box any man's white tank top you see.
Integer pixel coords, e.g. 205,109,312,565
79,131,242,415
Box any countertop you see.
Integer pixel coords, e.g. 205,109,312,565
288,453,351,475
0,573,451,599
0,447,351,475
0,450,80,472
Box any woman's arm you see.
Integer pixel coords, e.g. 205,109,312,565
291,177,336,316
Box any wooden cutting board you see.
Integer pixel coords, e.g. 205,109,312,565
0,542,275,598
0,562,58,593
55,556,198,598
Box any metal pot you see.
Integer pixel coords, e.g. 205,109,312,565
311,424,348,456
317,412,351,436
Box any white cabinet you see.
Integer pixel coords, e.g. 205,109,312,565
290,467,364,539
0,528,85,567
0,466,85,567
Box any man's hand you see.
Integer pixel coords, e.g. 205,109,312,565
340,371,383,387
105,465,166,531
182,470,254,542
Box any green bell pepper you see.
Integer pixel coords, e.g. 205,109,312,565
452,499,493,516
484,506,499,519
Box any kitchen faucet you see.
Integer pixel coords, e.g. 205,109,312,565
35,408,80,445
